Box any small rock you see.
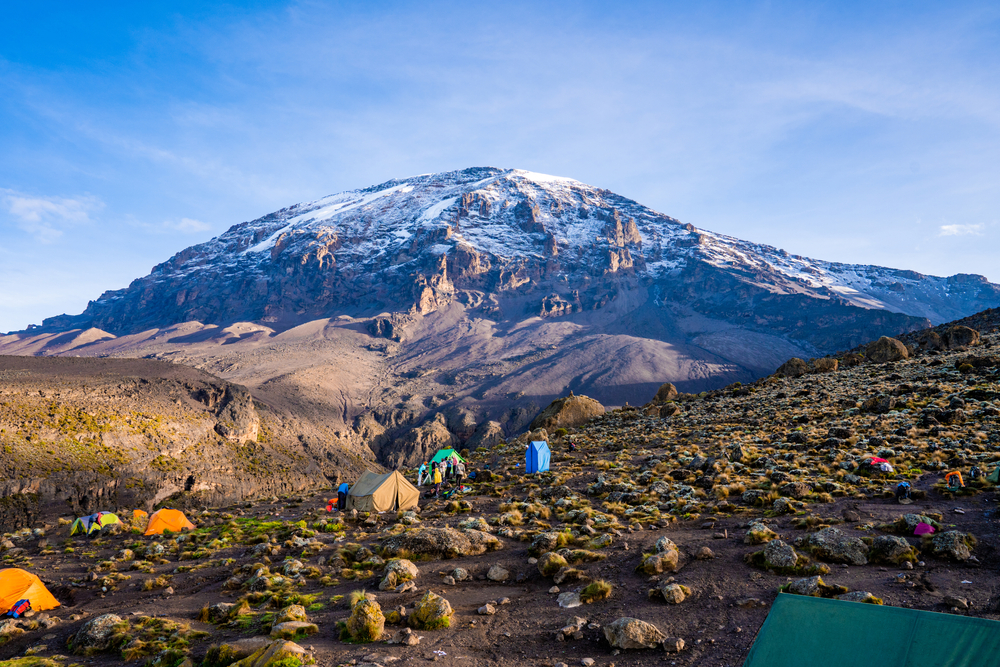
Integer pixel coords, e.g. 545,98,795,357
549,586,560,594
696,546,714,560
478,604,496,615
663,637,685,653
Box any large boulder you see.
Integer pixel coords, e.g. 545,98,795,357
805,527,868,565
410,592,453,630
762,540,798,569
775,358,810,378
930,531,973,562
639,536,680,574
379,558,419,590
382,527,500,559
70,614,123,654
744,521,777,545
603,617,666,650
652,383,679,404
529,393,605,431
866,337,909,363
467,421,505,449
346,599,385,643
869,536,918,565
229,640,308,667
943,326,980,349
812,357,839,373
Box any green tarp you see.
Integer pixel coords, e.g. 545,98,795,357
430,448,466,465
744,593,1000,667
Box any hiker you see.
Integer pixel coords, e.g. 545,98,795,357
433,464,443,497
446,458,454,481
970,466,983,480
454,458,466,488
569,440,577,452
418,461,428,486
895,481,912,504
946,471,965,489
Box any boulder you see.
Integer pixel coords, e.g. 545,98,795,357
762,540,798,569
346,599,385,643
70,614,123,654
639,551,679,575
603,617,667,650
930,531,973,562
866,337,909,363
652,383,679,404
869,536,918,565
467,421,505,449
380,559,419,590
775,358,810,378
204,637,273,665
805,527,868,565
943,326,980,349
530,532,563,556
660,583,686,604
388,627,420,645
787,576,847,598
837,591,883,604
269,621,318,639
812,358,839,373
744,521,777,545
779,482,812,499
529,394,605,431
538,552,569,577
487,564,510,582
275,605,307,624
410,591,453,630
229,640,307,667
382,527,499,559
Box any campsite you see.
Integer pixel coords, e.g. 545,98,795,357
0,323,998,667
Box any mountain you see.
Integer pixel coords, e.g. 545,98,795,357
4,167,999,466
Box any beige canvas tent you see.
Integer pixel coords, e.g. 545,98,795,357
346,470,420,512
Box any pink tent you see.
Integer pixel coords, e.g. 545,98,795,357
914,522,935,536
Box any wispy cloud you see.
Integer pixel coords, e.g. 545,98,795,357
939,223,985,236
165,217,211,233
1,189,103,242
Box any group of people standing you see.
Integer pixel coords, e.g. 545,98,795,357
418,456,466,497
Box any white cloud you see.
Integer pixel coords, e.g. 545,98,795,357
939,223,985,236
1,190,103,243
165,217,211,233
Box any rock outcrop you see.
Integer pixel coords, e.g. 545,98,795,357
529,394,606,431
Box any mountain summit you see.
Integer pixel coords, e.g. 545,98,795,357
35,166,999,343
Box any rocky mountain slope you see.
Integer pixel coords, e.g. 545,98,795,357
4,167,999,467
0,319,997,667
0,355,373,531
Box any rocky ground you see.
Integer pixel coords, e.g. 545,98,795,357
0,317,998,667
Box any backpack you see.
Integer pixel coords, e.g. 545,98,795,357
6,599,30,618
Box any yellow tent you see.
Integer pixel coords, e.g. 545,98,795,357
0,568,59,612
144,508,196,535
347,470,419,512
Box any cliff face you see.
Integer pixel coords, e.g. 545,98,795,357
0,355,374,531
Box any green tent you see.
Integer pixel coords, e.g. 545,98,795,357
429,448,466,465
743,593,1000,667
987,465,999,484
70,512,121,536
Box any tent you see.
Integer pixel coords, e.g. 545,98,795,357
988,465,1000,484
742,593,1000,667
144,508,196,536
70,512,121,536
346,470,419,512
0,569,59,612
430,448,466,465
526,441,550,474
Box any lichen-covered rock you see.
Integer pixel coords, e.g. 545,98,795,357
70,613,123,654
229,639,307,667
530,532,562,556
869,535,918,565
269,621,318,639
382,527,491,559
458,516,490,532
812,357,839,373
837,591,883,604
787,575,847,598
654,536,676,554
744,521,777,545
660,583,686,604
943,325,980,349
762,540,798,569
275,605,307,624
380,558,419,590
639,550,679,575
530,393,606,431
930,531,973,562
463,529,503,554
410,591,453,630
805,527,868,565
603,617,667,650
538,552,568,577
652,383,678,404
346,599,385,643
204,637,273,666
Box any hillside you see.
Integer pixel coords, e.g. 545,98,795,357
0,355,375,531
0,316,996,667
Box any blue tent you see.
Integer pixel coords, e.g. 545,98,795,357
526,441,551,474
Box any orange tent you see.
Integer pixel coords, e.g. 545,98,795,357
0,568,60,612
129,509,149,531
144,508,195,536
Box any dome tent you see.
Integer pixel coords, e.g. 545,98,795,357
0,568,59,612
70,512,121,536
144,508,196,535
347,470,419,513
430,448,466,465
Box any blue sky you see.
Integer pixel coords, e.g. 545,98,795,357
1,1,999,333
